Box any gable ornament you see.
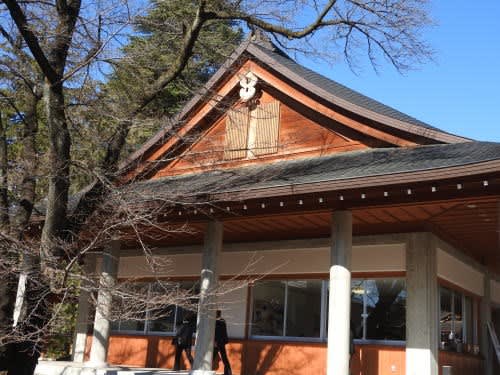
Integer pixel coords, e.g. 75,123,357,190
239,71,258,102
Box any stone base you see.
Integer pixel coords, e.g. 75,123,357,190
35,361,188,375
189,371,216,375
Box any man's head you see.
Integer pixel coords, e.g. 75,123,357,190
216,310,222,319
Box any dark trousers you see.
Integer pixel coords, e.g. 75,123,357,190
213,343,232,375
174,346,193,371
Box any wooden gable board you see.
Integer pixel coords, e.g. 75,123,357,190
152,88,375,178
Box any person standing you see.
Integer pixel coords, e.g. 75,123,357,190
213,310,232,375
173,312,195,371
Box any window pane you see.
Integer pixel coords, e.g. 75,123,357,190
112,282,148,332
350,280,364,339
464,296,473,347
454,292,463,344
365,279,406,340
148,304,176,333
119,319,145,332
285,280,322,337
440,287,453,350
251,281,285,336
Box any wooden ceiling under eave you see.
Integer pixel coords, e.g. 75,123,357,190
120,195,500,275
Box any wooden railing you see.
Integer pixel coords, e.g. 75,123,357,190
487,321,500,365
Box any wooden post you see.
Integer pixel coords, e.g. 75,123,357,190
406,233,438,375
191,220,223,375
327,211,352,375
87,240,120,366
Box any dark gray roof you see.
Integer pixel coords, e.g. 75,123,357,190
127,141,500,199
251,43,440,132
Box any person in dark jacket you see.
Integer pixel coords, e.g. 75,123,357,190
213,310,232,375
173,312,195,371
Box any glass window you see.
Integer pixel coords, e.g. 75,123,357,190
112,281,198,335
350,280,364,340
440,287,453,349
285,280,322,338
251,281,285,336
464,296,473,347
351,279,406,341
365,279,406,340
251,277,406,342
148,304,176,333
453,292,463,343
439,287,479,353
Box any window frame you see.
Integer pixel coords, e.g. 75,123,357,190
111,281,198,337
249,279,326,342
248,276,407,345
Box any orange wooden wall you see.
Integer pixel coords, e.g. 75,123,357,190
438,351,483,375
84,335,483,375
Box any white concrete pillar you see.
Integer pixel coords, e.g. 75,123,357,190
191,220,223,375
406,233,438,375
87,241,120,366
72,255,96,362
327,211,352,375
481,272,493,375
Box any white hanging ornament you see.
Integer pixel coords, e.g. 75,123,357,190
239,71,258,102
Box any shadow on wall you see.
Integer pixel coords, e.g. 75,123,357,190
86,334,412,375
243,341,322,375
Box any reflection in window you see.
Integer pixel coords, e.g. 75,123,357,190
251,278,406,342
439,287,478,353
251,280,323,338
351,279,406,341
350,280,364,339
286,280,322,338
112,281,199,335
251,281,285,336
453,292,463,343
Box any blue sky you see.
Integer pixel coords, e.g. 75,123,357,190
303,1,500,142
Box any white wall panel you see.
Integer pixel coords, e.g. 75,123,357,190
491,280,500,305
437,248,484,296
118,241,406,277
217,281,248,338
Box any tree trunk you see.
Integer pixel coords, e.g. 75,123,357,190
6,83,70,375
40,81,71,268
0,111,9,229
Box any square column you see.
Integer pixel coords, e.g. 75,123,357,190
191,220,223,375
327,211,352,375
72,254,96,362
406,233,438,375
87,240,120,367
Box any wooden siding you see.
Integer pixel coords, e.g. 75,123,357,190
224,107,250,160
438,350,483,375
84,334,405,375
252,101,280,156
154,91,367,178
84,334,484,375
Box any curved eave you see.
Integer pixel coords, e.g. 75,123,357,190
214,159,500,201
246,44,470,145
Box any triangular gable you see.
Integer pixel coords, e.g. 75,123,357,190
120,37,470,182
153,89,373,178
